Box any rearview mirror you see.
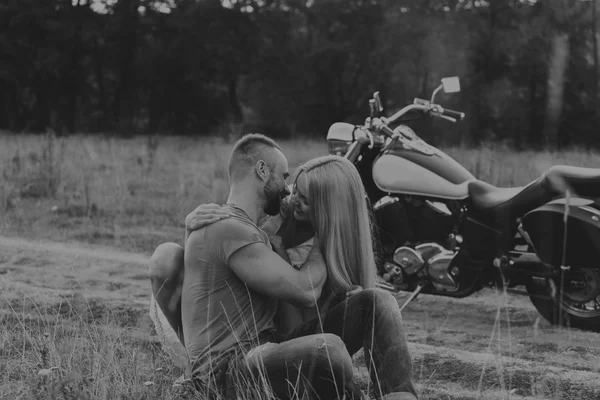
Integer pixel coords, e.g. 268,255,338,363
441,77,461,93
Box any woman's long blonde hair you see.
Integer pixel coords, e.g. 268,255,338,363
294,155,378,295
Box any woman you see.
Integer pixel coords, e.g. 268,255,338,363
150,155,417,400
266,155,379,334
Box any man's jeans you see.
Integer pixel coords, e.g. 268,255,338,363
227,288,417,400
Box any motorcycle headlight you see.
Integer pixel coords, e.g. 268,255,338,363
327,139,352,156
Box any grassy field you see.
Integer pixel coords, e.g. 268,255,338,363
2,132,600,400
3,131,600,255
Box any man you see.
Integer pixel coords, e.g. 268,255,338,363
150,133,364,399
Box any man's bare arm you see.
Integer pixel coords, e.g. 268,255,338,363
228,240,327,309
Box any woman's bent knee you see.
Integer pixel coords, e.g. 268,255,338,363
357,288,397,307
149,242,184,280
247,334,353,376
315,333,345,350
314,334,354,375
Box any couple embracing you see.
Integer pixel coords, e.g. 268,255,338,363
149,133,418,400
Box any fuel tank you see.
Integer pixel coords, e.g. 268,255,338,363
372,145,476,200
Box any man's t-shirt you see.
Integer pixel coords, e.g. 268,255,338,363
181,204,278,374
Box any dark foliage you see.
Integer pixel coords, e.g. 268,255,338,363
1,0,599,148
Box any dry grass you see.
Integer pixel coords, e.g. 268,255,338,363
0,132,327,254
1,304,180,399
2,131,600,399
2,131,600,255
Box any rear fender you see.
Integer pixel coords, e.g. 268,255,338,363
521,198,600,269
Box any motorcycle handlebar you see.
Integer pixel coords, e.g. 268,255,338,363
380,124,396,139
386,99,466,124
367,99,466,140
442,107,465,121
387,103,427,124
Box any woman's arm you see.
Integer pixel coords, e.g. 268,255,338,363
184,203,230,244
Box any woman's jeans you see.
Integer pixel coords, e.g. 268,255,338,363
225,288,417,400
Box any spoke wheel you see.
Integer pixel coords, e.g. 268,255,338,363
560,268,600,318
526,268,600,332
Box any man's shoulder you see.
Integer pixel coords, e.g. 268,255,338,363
209,215,257,231
199,215,271,264
204,216,266,244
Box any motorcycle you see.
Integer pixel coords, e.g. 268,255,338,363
326,76,600,332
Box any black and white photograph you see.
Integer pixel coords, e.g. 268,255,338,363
2,1,600,399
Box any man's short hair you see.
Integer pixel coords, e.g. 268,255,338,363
228,133,282,181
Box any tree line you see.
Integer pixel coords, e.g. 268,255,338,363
2,0,599,149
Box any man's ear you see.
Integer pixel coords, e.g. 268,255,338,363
255,160,269,182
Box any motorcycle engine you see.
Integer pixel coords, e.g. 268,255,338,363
391,243,459,292
373,196,461,292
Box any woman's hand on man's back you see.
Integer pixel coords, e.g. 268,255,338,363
185,203,231,232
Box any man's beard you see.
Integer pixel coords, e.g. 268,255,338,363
263,179,282,216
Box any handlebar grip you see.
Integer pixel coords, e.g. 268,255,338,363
442,108,465,121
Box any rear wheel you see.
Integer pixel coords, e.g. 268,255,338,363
526,268,600,332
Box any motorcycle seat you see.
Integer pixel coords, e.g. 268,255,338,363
468,181,526,210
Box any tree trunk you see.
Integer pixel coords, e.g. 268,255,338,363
544,32,570,149
0,83,16,130
33,78,51,132
114,0,141,133
93,36,109,130
228,77,243,123
65,1,84,133
420,66,429,99
527,69,539,148
593,0,599,107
